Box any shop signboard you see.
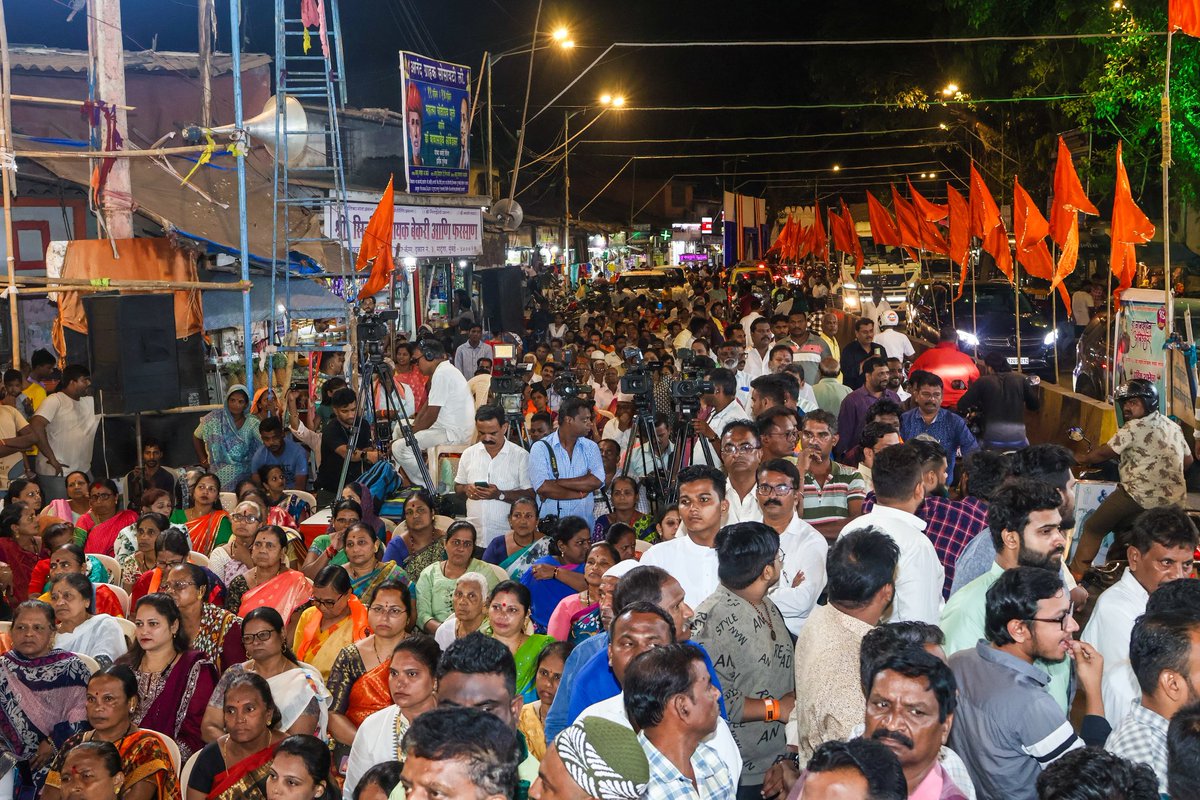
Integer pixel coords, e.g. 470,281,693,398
400,51,471,194
327,202,483,259
1113,288,1168,402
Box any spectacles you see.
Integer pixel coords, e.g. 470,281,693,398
156,559,185,570
161,581,195,592
369,605,408,617
90,493,115,501
756,483,796,496
1026,605,1075,631
241,630,275,643
312,594,346,609
231,512,262,523
764,429,801,441
720,442,760,455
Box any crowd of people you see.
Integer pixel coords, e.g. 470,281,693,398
0,262,1197,800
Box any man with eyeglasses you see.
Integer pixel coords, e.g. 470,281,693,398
798,410,867,542
718,421,763,525
948,567,1108,800
840,443,944,625
940,479,1075,713
756,406,801,463
161,562,244,672
640,465,729,609
899,371,977,482
756,459,827,636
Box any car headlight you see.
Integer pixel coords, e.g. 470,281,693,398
957,330,979,347
1043,330,1058,345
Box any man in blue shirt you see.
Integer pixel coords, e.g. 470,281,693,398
528,396,605,528
900,371,978,480
544,562,725,742
250,416,309,488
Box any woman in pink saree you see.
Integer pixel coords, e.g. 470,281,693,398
79,479,139,557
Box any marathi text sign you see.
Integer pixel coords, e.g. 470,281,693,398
1114,288,1168,401
327,203,482,258
401,51,471,194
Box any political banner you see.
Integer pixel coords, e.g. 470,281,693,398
327,202,482,258
401,51,471,194
1113,287,1168,404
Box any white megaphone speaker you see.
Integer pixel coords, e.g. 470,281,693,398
183,95,315,168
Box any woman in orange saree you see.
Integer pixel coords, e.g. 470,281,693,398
291,567,371,681
224,526,312,625
170,473,231,555
324,579,413,778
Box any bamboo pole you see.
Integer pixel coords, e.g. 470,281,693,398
0,0,18,367
10,94,135,111
15,275,250,290
16,143,227,159
1162,30,1175,339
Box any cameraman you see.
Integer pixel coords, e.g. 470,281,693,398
529,396,605,528
691,367,750,466
390,339,475,485
453,405,533,546
315,388,378,504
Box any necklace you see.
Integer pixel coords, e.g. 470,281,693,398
371,636,390,667
751,598,777,642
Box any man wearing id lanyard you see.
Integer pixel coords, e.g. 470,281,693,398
529,396,604,529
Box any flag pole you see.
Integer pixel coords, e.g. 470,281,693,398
1014,255,1022,373
1162,28,1175,338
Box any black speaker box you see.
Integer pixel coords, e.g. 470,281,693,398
84,294,180,414
476,267,526,334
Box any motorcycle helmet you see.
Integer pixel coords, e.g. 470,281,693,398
1114,378,1159,414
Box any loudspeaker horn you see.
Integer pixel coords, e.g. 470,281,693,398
185,95,313,168
490,198,524,232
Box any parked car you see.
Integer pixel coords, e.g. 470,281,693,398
615,269,689,302
907,279,1072,380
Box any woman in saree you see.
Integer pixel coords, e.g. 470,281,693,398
590,476,651,543
80,479,139,557
267,735,338,800
342,635,439,795
341,481,386,541
208,499,264,586
257,464,312,525
545,542,618,644
302,499,362,578
516,640,571,761
415,521,498,634
391,342,428,412
251,388,281,422
342,522,404,602
432,572,489,649
43,664,181,800
171,473,232,556
188,672,286,800
51,573,128,665
202,607,330,742
0,600,90,797
326,579,413,776
480,497,545,579
114,489,177,563
56,742,125,800
519,516,590,631
118,593,218,760
291,566,370,681
381,490,447,577
119,511,171,593
40,471,87,523
225,525,313,625
130,530,224,606
605,522,639,562
235,484,305,565
193,385,261,489
40,543,124,617
162,563,246,674
0,502,43,603
484,581,554,703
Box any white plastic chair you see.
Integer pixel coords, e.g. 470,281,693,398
114,616,136,645
180,749,200,784
634,539,651,554
0,621,9,636
484,562,510,586
218,492,238,513
74,652,100,674
104,583,130,617
91,554,121,586
284,489,317,509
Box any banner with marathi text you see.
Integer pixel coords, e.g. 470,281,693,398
400,51,472,194
327,202,483,259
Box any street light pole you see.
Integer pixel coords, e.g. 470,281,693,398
486,56,494,200
563,108,571,275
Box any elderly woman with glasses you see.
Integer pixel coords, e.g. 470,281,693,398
161,562,245,673
291,566,370,681
414,521,499,635
326,579,414,777
208,499,266,587
79,479,139,557
201,607,331,744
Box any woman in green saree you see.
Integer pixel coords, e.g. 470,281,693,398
479,498,546,579
484,580,554,703
342,522,405,604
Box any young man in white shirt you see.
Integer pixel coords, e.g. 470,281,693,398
453,405,534,546
718,421,762,525
31,364,99,501
391,339,475,486
839,442,944,624
691,369,750,467
640,465,729,609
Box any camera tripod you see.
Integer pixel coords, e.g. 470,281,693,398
619,402,670,515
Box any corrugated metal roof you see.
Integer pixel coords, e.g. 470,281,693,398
9,46,271,76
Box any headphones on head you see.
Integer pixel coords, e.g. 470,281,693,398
417,339,441,361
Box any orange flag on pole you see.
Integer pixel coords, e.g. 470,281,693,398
355,175,396,299
908,179,949,221
811,203,829,262
1110,141,1156,298
892,187,923,250
1013,177,1056,282
840,198,865,275
1170,0,1200,36
867,192,901,246
1049,136,1099,246
947,185,971,299
968,165,1013,282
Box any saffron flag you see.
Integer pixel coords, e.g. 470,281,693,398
1013,177,1055,281
840,198,865,275
892,187,923,250
829,206,852,255
947,185,971,299
968,165,1012,282
1049,136,1099,246
1110,141,1156,298
867,192,901,246
908,179,949,221
811,203,829,262
1170,0,1200,36
355,175,397,299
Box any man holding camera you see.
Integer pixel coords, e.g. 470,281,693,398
391,339,475,486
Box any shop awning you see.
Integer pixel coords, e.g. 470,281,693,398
202,272,348,330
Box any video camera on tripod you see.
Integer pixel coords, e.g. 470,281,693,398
669,350,713,421
490,344,532,418
619,347,656,411
354,306,399,365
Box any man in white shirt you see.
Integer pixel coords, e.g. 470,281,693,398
31,364,99,500
874,311,915,363
739,295,765,340
716,341,752,410
757,458,828,636
743,318,772,381
640,465,729,608
391,339,475,486
602,399,635,458
1082,505,1198,725
1072,280,1095,333
860,286,892,330
453,405,534,546
718,420,762,525
691,368,751,467
839,443,944,624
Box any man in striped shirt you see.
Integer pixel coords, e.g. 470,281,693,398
798,409,867,541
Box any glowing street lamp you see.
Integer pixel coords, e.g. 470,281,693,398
832,165,841,172
942,83,959,97
600,93,625,107
552,27,570,41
